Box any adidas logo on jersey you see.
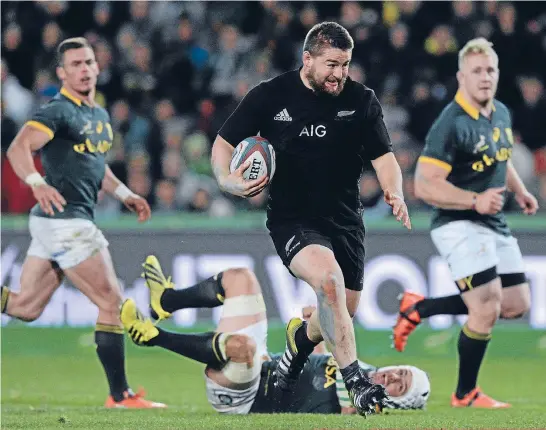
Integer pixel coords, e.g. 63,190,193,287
274,109,292,122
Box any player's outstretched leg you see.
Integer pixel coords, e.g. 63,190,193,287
142,255,225,320
393,292,469,352
393,282,530,352
121,298,243,370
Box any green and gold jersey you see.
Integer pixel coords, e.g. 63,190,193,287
26,87,113,221
250,354,341,414
420,91,514,236
249,354,377,414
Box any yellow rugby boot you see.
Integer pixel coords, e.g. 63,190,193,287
141,255,174,321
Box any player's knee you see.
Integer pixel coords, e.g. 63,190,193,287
97,286,123,313
223,268,260,296
318,272,343,305
469,297,501,326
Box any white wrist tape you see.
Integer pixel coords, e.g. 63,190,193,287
114,184,135,201
25,173,47,187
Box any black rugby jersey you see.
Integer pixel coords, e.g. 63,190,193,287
219,70,392,230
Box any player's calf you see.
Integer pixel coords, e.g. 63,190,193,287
2,287,46,322
2,259,63,322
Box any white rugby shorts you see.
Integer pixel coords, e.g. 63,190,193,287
430,220,524,281
27,216,109,269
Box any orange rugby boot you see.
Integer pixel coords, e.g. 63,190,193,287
451,387,511,409
104,388,167,409
392,291,424,352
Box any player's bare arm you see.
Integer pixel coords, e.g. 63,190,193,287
6,124,66,216
211,135,268,198
371,152,411,229
102,165,151,222
506,160,539,215
415,161,505,215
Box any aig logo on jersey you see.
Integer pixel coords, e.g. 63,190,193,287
299,124,326,137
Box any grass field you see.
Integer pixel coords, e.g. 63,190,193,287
2,324,546,429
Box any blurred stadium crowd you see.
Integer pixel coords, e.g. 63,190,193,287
2,1,546,217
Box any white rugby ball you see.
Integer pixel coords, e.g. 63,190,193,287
230,136,276,181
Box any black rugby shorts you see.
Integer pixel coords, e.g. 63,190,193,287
268,220,365,291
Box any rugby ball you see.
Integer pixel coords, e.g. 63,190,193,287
229,136,276,181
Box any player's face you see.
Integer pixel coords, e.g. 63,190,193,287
58,47,99,96
458,53,499,106
305,47,351,96
371,367,412,397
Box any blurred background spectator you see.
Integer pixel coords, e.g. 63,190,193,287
2,1,546,216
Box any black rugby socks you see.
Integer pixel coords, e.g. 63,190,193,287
294,321,319,354
415,294,468,318
456,324,491,399
160,273,226,312
95,325,129,402
149,329,227,368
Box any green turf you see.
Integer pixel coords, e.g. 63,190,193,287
2,326,546,429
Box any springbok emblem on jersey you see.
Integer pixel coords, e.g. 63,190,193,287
473,135,489,154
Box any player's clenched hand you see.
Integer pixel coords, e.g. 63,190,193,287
32,183,66,216
124,195,151,222
515,190,539,215
475,187,505,215
225,334,256,368
220,160,269,198
384,190,411,230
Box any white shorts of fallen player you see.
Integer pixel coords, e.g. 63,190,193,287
27,216,109,269
430,220,525,281
205,308,268,415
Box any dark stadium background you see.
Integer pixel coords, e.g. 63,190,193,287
2,1,546,215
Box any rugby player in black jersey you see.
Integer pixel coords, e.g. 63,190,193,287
210,22,411,415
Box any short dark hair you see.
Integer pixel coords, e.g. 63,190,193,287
57,37,91,66
303,22,354,57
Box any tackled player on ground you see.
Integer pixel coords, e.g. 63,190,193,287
121,255,430,414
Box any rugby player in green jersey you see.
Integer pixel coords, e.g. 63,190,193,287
394,38,538,408
3,38,164,408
